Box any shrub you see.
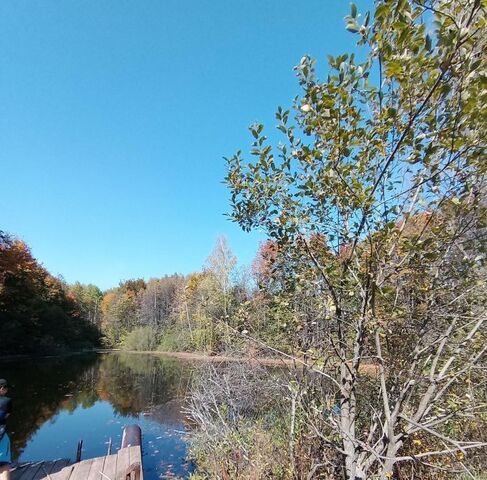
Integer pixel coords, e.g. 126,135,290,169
158,325,193,352
122,326,159,351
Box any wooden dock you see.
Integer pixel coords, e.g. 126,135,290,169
11,425,143,480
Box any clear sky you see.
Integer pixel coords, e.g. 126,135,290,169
0,0,369,290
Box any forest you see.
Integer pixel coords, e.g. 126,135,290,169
0,230,286,356
1,0,486,478
0,231,100,354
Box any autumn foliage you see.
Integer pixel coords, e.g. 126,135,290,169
0,231,100,354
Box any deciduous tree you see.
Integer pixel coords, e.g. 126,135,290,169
225,0,487,477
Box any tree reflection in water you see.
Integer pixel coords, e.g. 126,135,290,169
0,352,194,478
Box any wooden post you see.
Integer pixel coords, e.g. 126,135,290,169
75,439,83,462
121,425,143,480
121,425,141,448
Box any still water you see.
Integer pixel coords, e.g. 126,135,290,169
0,352,195,479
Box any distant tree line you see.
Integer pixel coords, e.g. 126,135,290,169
1,227,287,356
4,231,277,363
0,231,100,354
92,236,275,354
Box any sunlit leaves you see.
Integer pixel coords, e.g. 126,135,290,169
224,4,486,474
0,232,101,353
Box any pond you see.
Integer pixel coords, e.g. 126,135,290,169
0,352,195,479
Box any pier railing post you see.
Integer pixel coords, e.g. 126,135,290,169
75,439,83,462
121,424,141,448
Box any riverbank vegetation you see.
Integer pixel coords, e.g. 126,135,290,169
0,228,284,356
190,0,487,478
1,0,485,477
68,234,290,356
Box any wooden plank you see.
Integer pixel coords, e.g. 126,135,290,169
33,462,55,480
128,446,141,465
11,464,31,480
48,464,74,480
86,456,106,480
16,462,43,480
11,463,31,480
46,460,71,475
10,465,22,480
69,459,94,480
12,461,64,480
101,454,117,480
116,447,130,480
126,446,142,480
36,462,55,479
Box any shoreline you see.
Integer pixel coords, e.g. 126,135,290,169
0,348,117,363
0,349,377,374
0,348,290,366
143,351,378,375
125,350,296,366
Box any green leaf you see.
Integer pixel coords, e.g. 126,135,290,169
375,3,390,20
346,19,360,33
363,11,370,27
385,60,402,77
350,3,357,18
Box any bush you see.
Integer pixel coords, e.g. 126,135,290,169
190,327,216,353
122,326,159,351
158,325,193,352
187,362,293,478
190,418,290,479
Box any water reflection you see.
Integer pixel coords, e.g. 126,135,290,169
0,352,194,479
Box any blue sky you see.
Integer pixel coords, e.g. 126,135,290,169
0,0,369,290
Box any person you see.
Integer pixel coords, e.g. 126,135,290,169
0,379,12,480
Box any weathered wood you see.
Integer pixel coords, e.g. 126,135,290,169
48,464,74,480
128,446,141,465
70,458,93,479
12,448,142,480
115,446,130,480
86,455,106,480
12,460,72,480
10,462,31,480
101,454,117,480
32,462,53,480
126,446,142,480
47,460,71,475
121,425,141,449
12,426,143,480
37,462,57,479
15,462,43,480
